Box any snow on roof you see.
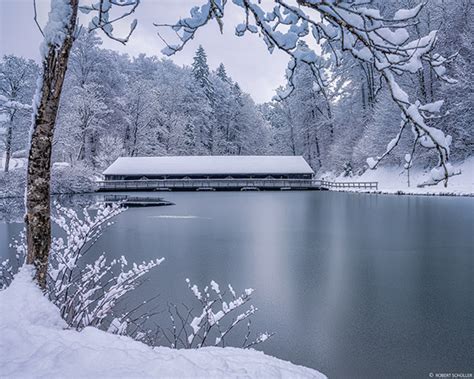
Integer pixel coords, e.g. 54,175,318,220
103,156,314,176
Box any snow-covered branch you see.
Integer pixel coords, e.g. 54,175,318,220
0,94,32,112
79,0,140,44
161,279,272,349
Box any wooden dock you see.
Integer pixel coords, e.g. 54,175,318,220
103,195,174,207
97,178,378,192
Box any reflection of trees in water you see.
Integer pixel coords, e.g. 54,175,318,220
0,194,101,223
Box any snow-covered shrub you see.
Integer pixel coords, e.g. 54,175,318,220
1,202,271,349
0,163,97,198
48,202,164,329
5,203,164,330
157,279,273,349
51,163,97,194
342,162,353,178
101,279,272,350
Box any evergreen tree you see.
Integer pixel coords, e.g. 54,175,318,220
216,63,230,84
192,45,214,102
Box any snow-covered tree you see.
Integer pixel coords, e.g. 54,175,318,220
268,45,334,172
192,45,214,102
122,79,161,157
353,88,410,169
56,83,111,166
216,63,230,84
0,56,38,172
432,0,474,162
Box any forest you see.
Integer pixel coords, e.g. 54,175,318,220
1,0,472,198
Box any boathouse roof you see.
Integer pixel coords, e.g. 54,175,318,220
103,156,314,177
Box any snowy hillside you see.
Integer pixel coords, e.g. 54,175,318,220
0,267,326,379
320,157,474,196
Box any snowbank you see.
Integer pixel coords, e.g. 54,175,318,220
322,157,473,196
0,267,325,379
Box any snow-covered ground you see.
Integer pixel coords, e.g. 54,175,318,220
0,154,25,171
0,267,326,379
321,157,473,196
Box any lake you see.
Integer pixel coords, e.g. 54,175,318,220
1,191,473,378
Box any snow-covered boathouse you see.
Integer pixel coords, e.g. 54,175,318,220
99,155,317,191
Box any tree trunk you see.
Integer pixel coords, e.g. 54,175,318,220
311,109,322,169
89,131,97,168
290,122,296,155
314,135,322,170
3,115,14,173
131,121,139,157
26,1,78,289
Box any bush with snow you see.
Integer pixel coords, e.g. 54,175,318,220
3,202,164,329
0,164,97,198
159,279,273,349
1,202,272,351
51,164,98,194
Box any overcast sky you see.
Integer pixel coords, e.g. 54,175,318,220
0,0,291,103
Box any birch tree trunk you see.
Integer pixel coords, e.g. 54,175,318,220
26,0,78,289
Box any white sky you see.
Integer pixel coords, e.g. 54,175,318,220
0,0,290,103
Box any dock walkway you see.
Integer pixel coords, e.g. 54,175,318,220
97,178,378,192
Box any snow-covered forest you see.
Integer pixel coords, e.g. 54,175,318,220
0,39,270,195
1,0,472,197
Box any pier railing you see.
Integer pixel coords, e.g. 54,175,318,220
320,180,378,190
96,178,378,191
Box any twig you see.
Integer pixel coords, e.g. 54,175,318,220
33,0,45,37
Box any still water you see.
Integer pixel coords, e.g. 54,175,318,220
1,191,473,378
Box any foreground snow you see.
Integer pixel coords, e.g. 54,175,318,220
0,268,325,379
322,157,473,196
